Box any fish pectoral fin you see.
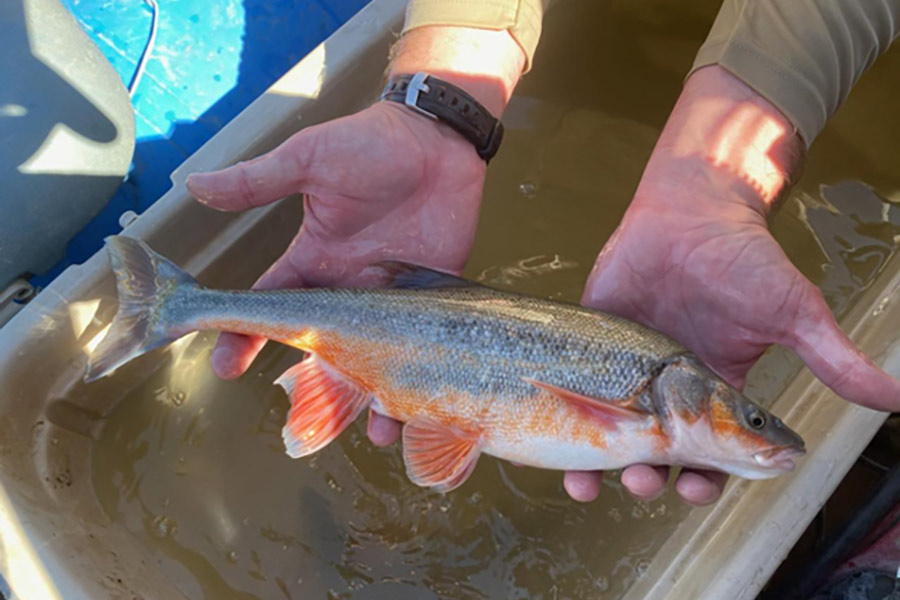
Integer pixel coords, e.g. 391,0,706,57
373,261,483,290
402,419,482,493
277,355,371,458
524,378,645,428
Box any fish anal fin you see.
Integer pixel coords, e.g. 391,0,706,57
524,377,645,428
278,355,370,458
374,261,479,290
402,419,481,492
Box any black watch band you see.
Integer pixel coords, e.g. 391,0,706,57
380,72,504,162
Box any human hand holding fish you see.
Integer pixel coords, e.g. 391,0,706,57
183,24,522,381
578,66,900,504
82,66,814,506
183,25,757,506
85,35,896,508
185,95,486,443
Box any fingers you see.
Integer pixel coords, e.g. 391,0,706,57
362,423,612,502
567,466,725,505
210,251,307,379
622,465,725,505
565,466,724,504
187,131,312,211
210,333,268,380
621,465,668,501
367,410,402,446
786,288,900,412
673,469,728,506
563,471,603,502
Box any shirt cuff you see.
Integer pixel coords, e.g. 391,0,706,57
403,0,543,72
688,0,900,148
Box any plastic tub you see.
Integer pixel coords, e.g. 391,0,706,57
1,1,899,598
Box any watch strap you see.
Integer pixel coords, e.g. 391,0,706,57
380,72,504,162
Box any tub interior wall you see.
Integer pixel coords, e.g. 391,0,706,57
1,0,900,599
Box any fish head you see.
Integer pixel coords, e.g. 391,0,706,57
651,355,806,479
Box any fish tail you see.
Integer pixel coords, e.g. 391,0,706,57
84,236,199,382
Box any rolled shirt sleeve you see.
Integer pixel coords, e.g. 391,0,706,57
402,0,546,71
691,0,900,147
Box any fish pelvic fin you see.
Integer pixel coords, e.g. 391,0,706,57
524,378,646,428
402,419,481,493
84,236,199,382
374,261,481,290
279,355,371,458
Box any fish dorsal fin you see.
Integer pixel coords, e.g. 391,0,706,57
375,261,480,290
524,378,645,428
277,355,371,458
402,419,482,492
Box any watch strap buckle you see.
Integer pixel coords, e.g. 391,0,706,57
402,72,438,120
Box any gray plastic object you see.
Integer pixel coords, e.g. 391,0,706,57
0,0,135,289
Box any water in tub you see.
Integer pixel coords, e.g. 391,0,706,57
90,1,900,598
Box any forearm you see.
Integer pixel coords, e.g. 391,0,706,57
693,0,900,148
388,26,527,117
641,65,806,215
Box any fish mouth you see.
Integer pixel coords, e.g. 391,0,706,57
753,446,807,472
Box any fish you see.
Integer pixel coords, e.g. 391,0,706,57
84,236,806,492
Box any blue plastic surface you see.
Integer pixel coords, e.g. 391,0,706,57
35,0,370,287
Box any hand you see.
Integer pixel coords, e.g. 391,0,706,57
188,25,526,452
571,66,900,506
187,100,485,389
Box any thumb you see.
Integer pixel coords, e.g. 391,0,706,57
187,130,314,211
785,286,900,412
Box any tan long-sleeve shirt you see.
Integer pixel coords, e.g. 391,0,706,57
403,0,900,146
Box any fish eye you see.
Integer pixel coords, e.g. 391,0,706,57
747,410,766,430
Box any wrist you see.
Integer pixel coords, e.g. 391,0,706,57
389,26,525,117
644,66,806,216
376,100,488,164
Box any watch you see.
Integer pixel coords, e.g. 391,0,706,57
380,72,504,162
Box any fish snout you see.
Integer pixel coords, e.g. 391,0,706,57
752,446,806,472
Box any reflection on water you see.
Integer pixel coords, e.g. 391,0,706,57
91,0,900,598
475,254,579,298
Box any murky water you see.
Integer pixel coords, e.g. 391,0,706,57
91,1,900,598
94,334,671,599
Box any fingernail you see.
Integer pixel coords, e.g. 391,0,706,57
186,173,212,198
187,172,209,184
